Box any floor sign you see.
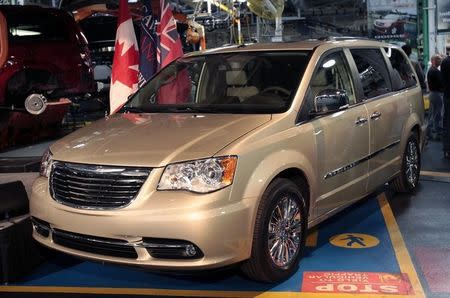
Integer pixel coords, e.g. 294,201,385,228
329,233,380,248
302,272,414,295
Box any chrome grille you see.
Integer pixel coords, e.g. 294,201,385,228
50,162,151,209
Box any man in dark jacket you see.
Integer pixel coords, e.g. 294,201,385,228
440,55,450,158
427,55,444,139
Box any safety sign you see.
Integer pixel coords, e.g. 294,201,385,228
302,271,414,295
329,233,380,248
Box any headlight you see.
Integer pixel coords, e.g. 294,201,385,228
40,149,53,178
158,156,238,193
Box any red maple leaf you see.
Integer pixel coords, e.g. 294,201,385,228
111,41,139,88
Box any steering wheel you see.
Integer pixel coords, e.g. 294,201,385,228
260,86,290,97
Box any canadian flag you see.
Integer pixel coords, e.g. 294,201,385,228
109,0,139,114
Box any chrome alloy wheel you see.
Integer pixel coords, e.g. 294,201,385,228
405,140,419,187
268,196,302,268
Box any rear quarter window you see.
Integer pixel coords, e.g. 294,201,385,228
385,48,417,90
350,48,392,99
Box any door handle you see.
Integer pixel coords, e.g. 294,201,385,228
355,117,368,126
370,111,382,120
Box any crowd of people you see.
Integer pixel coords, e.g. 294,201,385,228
402,45,450,159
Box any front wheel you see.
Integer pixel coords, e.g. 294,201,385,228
391,132,421,193
241,178,307,282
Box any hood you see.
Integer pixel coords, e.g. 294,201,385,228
51,113,271,167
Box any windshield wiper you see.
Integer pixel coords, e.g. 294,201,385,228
121,106,146,113
165,106,220,113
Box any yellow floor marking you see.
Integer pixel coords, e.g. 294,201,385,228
0,193,424,298
0,286,422,298
423,96,429,110
421,170,450,178
305,228,318,247
378,193,425,298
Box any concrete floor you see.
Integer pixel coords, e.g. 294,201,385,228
387,140,450,298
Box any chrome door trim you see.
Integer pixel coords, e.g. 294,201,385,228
324,140,400,180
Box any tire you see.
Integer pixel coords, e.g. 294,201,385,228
391,132,421,193
241,178,307,282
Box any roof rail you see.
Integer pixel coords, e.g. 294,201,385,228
317,36,374,41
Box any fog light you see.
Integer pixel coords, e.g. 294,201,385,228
185,244,197,257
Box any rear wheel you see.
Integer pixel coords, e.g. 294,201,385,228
241,178,307,282
391,132,421,193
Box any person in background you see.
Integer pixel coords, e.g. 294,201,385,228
440,55,450,158
427,54,444,140
402,44,426,91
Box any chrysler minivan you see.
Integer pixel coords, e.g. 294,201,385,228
30,38,425,282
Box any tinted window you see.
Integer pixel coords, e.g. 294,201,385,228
298,51,356,121
386,48,417,90
127,51,310,114
308,51,356,105
350,49,391,99
5,12,69,42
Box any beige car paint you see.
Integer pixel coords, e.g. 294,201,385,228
30,39,425,270
50,113,271,167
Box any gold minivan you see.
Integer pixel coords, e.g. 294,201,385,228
30,39,425,282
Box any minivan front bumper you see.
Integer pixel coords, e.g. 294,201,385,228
30,174,256,270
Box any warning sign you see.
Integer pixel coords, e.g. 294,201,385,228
330,233,380,248
302,272,414,295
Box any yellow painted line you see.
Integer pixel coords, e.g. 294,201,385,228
423,96,429,110
305,228,318,247
421,170,450,178
0,193,423,297
0,286,422,298
378,193,425,298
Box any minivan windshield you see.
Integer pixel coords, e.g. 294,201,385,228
124,51,310,114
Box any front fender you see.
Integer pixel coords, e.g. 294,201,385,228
240,150,316,243
241,150,315,207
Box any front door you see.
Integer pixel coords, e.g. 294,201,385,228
305,50,370,217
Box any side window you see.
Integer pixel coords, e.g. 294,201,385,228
386,48,417,90
305,51,356,113
350,49,391,99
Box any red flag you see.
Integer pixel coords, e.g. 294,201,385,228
156,0,183,68
156,0,190,104
110,0,139,114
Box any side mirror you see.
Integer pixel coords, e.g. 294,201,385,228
24,94,47,115
310,89,349,117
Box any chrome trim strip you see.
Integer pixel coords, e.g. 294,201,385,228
324,140,401,180
53,229,191,249
52,181,137,195
53,171,145,183
57,163,150,177
52,176,139,188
